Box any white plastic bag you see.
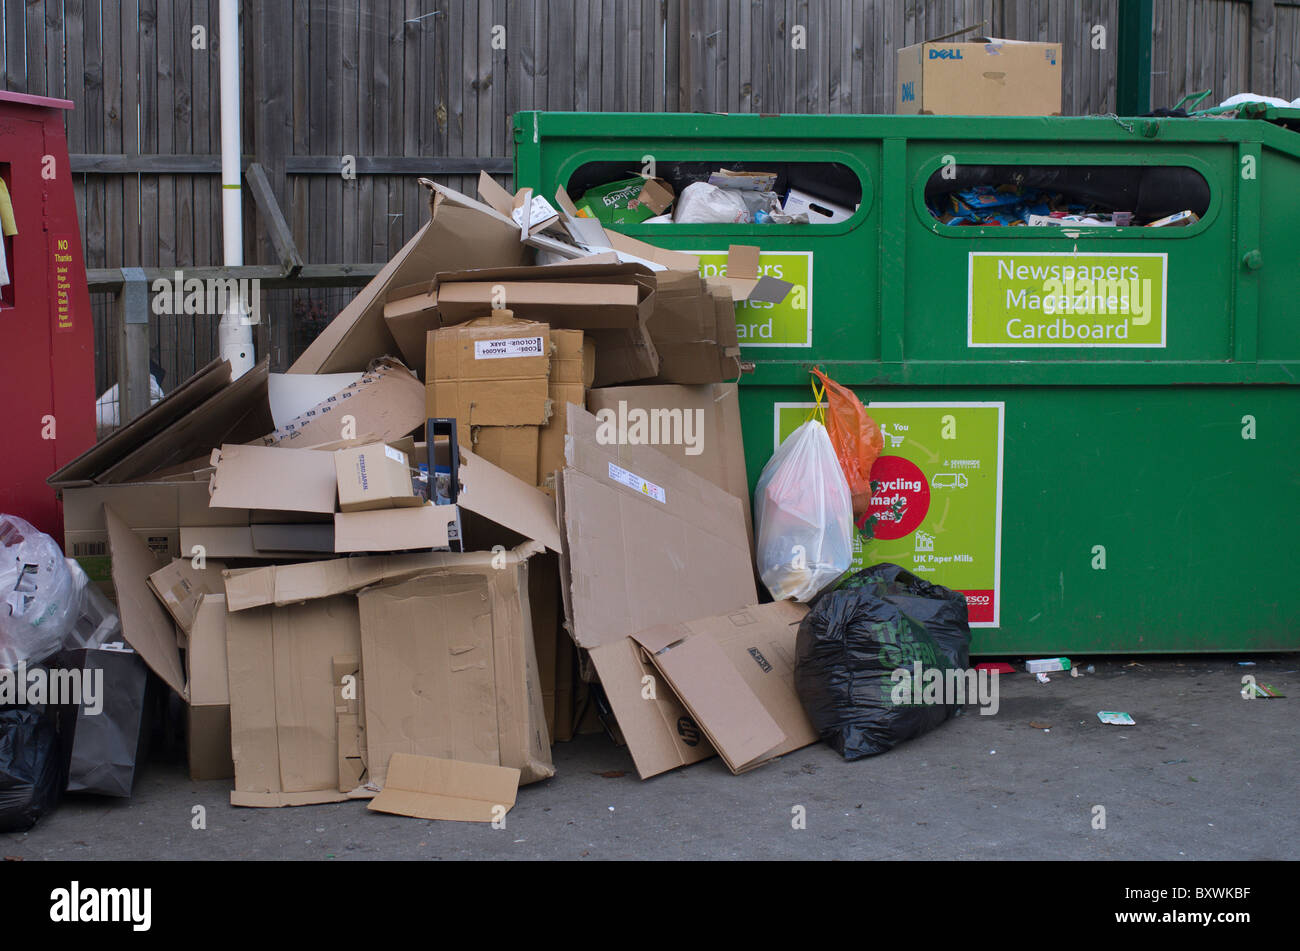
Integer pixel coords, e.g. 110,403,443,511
0,514,79,669
754,420,853,602
674,182,782,224
675,182,752,223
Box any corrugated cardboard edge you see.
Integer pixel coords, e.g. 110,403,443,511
146,556,226,634
261,357,424,449
105,505,187,697
230,790,350,808
632,619,787,774
222,544,544,611
99,359,272,485
586,638,716,779
48,358,231,487
457,449,562,552
207,443,340,514
367,753,520,822
334,652,367,792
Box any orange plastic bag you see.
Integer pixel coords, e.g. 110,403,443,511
810,367,883,522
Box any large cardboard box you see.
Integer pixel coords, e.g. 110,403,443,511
61,476,225,599
426,312,553,482
356,544,554,787
896,37,1062,116
223,543,556,801
427,312,593,490
291,180,529,374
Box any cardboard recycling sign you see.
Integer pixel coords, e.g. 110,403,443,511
776,402,1004,626
696,250,812,347
968,252,1167,348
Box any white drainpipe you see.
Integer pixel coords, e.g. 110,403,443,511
217,0,254,377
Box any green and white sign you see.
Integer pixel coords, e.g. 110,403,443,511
696,250,812,347
775,402,1004,627
968,252,1166,348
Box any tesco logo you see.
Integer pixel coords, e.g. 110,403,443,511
966,595,991,605
929,48,964,60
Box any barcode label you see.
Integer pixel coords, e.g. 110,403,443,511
474,336,545,360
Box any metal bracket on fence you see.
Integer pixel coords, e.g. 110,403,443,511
121,268,149,322
117,267,152,424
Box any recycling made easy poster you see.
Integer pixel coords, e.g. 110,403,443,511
775,402,1004,626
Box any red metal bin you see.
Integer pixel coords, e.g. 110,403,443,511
0,91,96,540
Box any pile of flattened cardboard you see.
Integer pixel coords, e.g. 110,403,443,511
45,175,817,820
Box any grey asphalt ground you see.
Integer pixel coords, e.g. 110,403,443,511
4,654,1296,861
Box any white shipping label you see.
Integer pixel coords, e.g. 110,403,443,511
474,336,545,360
384,445,406,464
608,462,666,503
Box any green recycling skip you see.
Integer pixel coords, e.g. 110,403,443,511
695,250,812,347
968,252,1167,347
776,402,1004,627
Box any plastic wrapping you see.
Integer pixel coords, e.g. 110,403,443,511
0,515,79,670
674,182,781,224
754,419,853,602
63,559,123,651
811,368,884,523
794,564,972,760
0,705,63,832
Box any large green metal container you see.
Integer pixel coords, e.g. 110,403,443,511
513,109,1300,654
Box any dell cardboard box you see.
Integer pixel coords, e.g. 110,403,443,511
896,37,1062,116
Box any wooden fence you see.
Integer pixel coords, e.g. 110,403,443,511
1,0,1297,388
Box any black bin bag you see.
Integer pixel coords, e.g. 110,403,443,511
0,704,63,832
794,563,972,760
